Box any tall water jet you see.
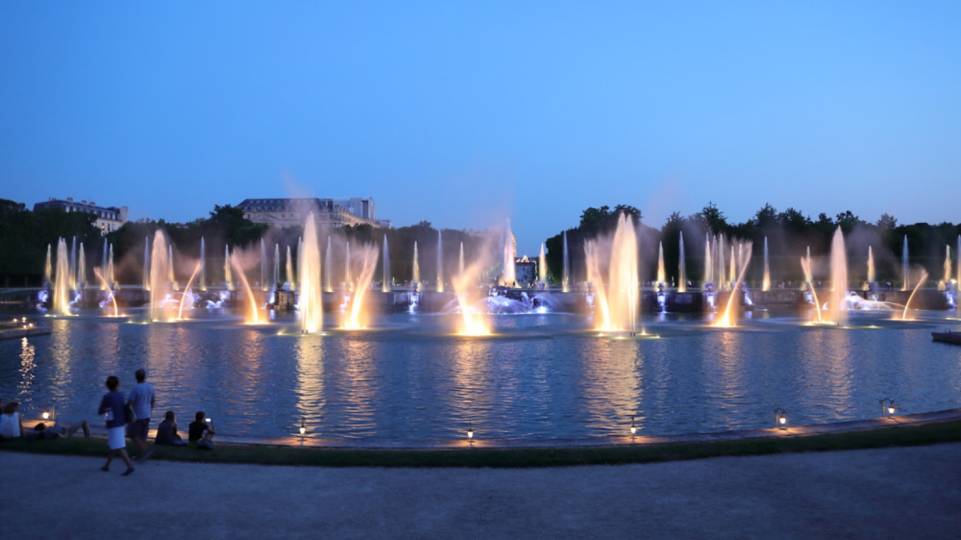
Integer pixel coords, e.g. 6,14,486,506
561,231,570,292
199,236,207,291
656,241,666,288
761,236,771,291
716,235,727,290
957,235,960,291
324,236,333,292
297,213,323,333
451,246,491,336
826,227,848,326
538,243,548,284
341,244,378,330
69,236,77,290
703,234,713,287
901,235,910,291
729,244,736,290
149,231,173,321
273,243,280,288
93,267,119,318
286,245,295,289
436,230,444,293
585,213,640,334
412,241,421,286
44,244,52,286
800,256,823,324
867,245,875,285
224,245,234,291
677,232,687,293
297,237,303,288
167,243,178,291
459,241,465,277
53,238,72,315
381,234,391,293
77,243,86,289
176,263,203,320
108,244,115,286
100,241,108,282
900,270,928,321
500,221,516,287
142,236,151,291
712,241,753,328
344,241,353,291
260,239,268,291
230,252,262,324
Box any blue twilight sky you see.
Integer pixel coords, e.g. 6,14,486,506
1,1,959,254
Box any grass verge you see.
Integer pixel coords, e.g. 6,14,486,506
2,420,959,468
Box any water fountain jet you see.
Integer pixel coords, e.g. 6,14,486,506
298,213,323,333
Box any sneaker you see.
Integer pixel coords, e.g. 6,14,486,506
122,468,135,477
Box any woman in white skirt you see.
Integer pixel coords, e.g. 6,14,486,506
97,375,135,476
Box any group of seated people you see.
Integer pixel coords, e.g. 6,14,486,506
155,410,216,449
0,400,90,440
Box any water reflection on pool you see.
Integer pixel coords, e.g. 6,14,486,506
1,311,959,447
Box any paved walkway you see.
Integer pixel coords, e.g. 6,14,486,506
2,444,960,539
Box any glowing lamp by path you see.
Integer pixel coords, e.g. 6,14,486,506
773,408,788,430
629,416,637,437
299,417,307,437
880,398,896,417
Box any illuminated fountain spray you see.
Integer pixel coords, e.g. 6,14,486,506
108,244,115,286
656,241,666,288
44,244,52,286
899,270,928,321
500,221,516,287
703,234,713,287
324,236,333,292
826,227,848,326
142,236,150,291
865,245,875,290
381,234,391,293
941,245,952,290
561,231,570,292
901,235,910,291
273,243,280,289
459,241,465,277
176,263,203,320
538,243,547,284
286,245,295,289
344,241,353,291
93,267,119,317
149,231,174,321
167,243,178,291
412,241,420,287
451,246,491,336
677,232,687,293
716,235,727,291
100,241,108,285
297,213,323,333
585,213,640,334
762,236,771,292
800,256,823,324
77,243,86,290
436,230,444,293
224,245,234,291
728,244,736,290
230,252,262,324
260,239,268,291
711,240,752,328
69,236,77,290
341,244,378,330
199,236,206,291
53,238,72,315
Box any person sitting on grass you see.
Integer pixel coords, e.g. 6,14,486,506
31,419,91,439
188,411,215,449
155,410,186,447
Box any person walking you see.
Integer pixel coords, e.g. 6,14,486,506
126,368,155,460
98,375,134,476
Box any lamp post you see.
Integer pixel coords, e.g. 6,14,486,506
466,422,474,447
880,398,896,417
629,415,637,439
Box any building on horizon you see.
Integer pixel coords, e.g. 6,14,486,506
237,197,388,228
33,197,128,235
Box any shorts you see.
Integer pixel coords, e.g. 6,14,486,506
108,426,126,450
127,419,150,440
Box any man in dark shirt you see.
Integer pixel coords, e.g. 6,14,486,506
155,410,185,446
188,411,215,449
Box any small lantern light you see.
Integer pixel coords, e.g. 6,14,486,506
41,411,50,421
880,398,897,417
629,415,637,437
205,417,212,424
887,401,896,416
774,408,788,429
299,417,306,436
466,423,474,442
